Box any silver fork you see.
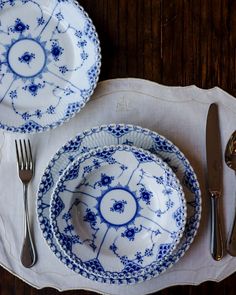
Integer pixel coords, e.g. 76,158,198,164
15,139,37,268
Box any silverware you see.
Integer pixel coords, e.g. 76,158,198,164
225,130,236,256
15,139,37,268
206,103,224,261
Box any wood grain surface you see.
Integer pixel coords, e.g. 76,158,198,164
1,0,236,294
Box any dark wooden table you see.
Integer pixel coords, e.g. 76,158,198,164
1,0,236,294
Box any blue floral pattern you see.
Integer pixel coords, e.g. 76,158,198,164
10,18,29,33
37,124,201,284
50,145,186,282
98,174,114,187
18,52,35,65
83,208,97,228
0,0,101,133
139,187,153,205
121,226,141,241
51,42,64,61
110,199,127,213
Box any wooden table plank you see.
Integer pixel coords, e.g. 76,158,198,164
1,0,235,294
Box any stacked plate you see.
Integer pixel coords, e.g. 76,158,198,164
37,124,201,284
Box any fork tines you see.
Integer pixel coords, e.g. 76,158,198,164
15,139,33,171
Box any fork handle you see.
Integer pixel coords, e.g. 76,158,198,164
21,184,37,268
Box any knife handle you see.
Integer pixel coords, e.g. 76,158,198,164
210,192,224,261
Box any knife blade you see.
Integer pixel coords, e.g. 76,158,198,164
206,103,224,261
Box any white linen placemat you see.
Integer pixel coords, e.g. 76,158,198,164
0,78,236,294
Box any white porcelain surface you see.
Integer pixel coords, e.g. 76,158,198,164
0,0,101,133
50,145,186,282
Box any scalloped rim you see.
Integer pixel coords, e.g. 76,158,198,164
50,144,187,279
0,0,101,133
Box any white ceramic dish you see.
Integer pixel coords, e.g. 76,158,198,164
50,145,186,281
0,0,101,133
37,124,201,284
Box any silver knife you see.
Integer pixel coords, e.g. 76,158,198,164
206,103,224,261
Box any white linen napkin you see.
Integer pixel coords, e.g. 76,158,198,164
0,78,236,294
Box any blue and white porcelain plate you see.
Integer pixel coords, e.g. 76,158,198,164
50,145,186,279
37,124,201,284
0,0,101,133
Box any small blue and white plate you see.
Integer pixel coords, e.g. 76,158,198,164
37,124,201,284
50,145,186,279
0,0,101,133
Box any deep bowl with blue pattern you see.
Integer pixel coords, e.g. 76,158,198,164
50,144,187,281
0,0,101,133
